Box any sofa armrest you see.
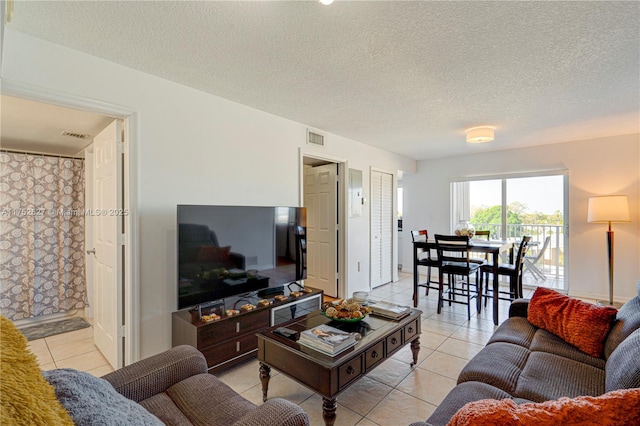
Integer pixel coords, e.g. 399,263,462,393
232,398,310,426
509,298,530,318
102,345,208,403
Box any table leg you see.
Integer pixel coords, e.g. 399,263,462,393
413,244,419,307
322,397,337,426
492,251,499,325
410,337,421,367
259,362,271,402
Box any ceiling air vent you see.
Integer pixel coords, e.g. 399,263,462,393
307,129,325,147
61,131,91,140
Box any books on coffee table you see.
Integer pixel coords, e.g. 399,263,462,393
369,301,411,320
298,324,357,356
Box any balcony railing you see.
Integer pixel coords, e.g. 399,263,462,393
472,223,565,278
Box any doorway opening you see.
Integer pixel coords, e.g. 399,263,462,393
0,85,139,368
300,151,347,299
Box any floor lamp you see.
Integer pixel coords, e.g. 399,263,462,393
587,195,631,308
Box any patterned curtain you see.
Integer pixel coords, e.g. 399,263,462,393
0,152,87,320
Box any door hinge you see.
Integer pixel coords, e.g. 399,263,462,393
119,325,126,337
118,234,126,245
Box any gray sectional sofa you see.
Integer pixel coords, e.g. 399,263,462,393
412,281,640,426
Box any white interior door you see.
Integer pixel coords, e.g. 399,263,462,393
371,170,393,288
304,164,338,297
92,120,123,369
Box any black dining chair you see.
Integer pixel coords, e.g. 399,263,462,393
470,230,491,265
294,225,307,281
434,234,483,320
482,235,532,304
411,230,440,296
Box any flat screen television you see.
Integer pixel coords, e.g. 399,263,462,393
177,205,307,310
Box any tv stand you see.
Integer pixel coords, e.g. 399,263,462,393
172,287,322,373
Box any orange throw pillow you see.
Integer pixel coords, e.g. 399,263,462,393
196,245,231,264
447,388,640,426
527,287,617,358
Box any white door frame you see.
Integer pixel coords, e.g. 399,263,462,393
2,79,140,365
299,148,348,299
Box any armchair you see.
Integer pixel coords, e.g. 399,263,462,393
102,345,310,426
0,314,308,426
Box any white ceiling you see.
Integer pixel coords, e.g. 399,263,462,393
5,1,640,160
0,95,113,157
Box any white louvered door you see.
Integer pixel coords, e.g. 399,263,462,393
371,170,393,288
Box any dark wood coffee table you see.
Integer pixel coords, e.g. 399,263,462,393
256,309,422,426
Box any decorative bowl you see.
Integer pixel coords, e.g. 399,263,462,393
322,311,367,322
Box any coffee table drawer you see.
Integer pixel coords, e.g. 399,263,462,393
404,319,419,340
338,356,362,389
365,341,385,371
386,329,403,355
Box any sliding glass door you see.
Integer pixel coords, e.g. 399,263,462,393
452,172,568,292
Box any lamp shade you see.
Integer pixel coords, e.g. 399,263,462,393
466,126,494,143
587,195,631,223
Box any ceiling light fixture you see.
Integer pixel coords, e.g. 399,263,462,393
319,0,334,5
466,126,495,143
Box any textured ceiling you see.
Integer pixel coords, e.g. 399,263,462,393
6,1,640,160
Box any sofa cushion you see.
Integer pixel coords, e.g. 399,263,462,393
165,373,257,425
447,388,640,426
529,329,606,369
139,392,194,425
425,381,521,426
605,328,640,392
457,342,530,395
486,316,537,348
515,352,605,402
43,368,164,426
527,287,617,358
604,295,640,359
102,345,209,403
0,316,74,426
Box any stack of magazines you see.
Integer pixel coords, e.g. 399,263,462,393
369,301,411,320
298,324,357,356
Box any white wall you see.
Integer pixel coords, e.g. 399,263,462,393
2,29,416,358
402,134,640,302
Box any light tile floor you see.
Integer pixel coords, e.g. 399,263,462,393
29,272,581,426
27,324,114,377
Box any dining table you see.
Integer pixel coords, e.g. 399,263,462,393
412,239,514,325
